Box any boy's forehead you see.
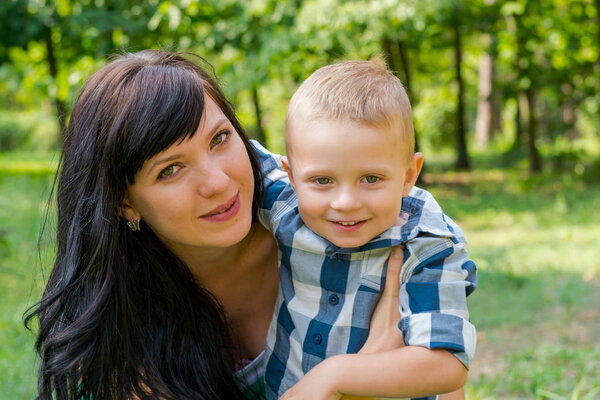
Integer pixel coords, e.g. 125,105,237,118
287,118,409,167
288,117,404,148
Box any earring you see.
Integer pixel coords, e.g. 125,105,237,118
127,219,141,232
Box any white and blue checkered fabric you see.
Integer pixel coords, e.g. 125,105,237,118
251,141,477,400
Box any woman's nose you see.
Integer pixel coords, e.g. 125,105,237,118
195,163,229,198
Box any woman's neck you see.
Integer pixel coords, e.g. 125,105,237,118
172,222,264,284
169,222,279,359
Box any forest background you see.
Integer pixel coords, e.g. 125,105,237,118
1,0,599,399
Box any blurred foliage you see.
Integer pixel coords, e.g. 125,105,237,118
1,2,599,398
0,111,56,152
0,0,598,166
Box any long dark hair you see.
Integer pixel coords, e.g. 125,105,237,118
25,50,263,400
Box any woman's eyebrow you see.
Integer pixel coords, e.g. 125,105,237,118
146,154,184,177
144,118,232,177
206,118,230,134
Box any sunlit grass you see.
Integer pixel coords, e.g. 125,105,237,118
466,344,600,399
421,169,600,399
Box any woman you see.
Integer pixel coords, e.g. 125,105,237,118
25,50,458,400
26,50,279,399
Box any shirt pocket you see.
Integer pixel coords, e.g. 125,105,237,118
355,247,390,291
356,274,383,292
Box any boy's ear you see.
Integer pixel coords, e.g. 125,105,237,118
402,152,424,197
118,194,141,222
281,156,296,189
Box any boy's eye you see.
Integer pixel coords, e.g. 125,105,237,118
210,130,230,148
158,164,181,179
315,177,332,185
362,175,380,184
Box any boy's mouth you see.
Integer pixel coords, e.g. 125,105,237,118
335,221,361,226
330,219,367,232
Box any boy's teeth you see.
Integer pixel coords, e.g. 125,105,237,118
338,221,357,226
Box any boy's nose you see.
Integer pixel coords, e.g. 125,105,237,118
330,187,361,211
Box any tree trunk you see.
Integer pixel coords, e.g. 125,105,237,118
45,27,68,144
561,97,580,139
475,53,493,147
381,36,420,153
512,99,523,151
381,37,397,74
251,86,266,145
475,43,501,148
596,0,600,50
453,17,470,170
397,39,413,99
519,88,542,172
596,0,600,119
396,39,420,153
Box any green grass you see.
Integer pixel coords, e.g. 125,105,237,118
0,169,54,399
1,153,599,399
421,169,600,399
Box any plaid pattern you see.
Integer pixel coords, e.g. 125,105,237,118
236,351,267,399
251,141,477,400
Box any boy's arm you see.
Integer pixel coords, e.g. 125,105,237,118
281,346,466,399
399,236,477,370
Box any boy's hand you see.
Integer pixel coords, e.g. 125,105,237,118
360,245,405,354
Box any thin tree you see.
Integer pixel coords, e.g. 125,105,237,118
251,86,267,145
452,5,470,170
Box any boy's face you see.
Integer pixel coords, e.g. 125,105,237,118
285,118,422,248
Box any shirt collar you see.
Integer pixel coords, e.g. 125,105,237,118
325,187,457,255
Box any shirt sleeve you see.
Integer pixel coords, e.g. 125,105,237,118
249,140,292,232
398,234,477,369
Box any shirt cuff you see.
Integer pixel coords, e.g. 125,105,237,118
399,312,477,369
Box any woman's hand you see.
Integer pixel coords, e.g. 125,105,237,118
347,245,466,400
283,245,465,400
359,245,405,355
335,246,405,400
282,248,405,400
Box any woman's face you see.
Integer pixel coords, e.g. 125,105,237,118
121,96,255,253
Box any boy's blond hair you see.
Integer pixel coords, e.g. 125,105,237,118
285,58,414,163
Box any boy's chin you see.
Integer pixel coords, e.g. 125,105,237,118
328,236,371,249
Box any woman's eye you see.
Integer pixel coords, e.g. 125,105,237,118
210,130,230,148
363,175,380,184
315,177,331,185
158,164,181,179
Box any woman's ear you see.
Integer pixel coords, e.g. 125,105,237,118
118,194,141,222
402,152,424,197
281,156,296,189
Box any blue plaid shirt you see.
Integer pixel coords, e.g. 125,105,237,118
251,141,477,400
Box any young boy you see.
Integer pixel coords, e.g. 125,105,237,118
255,59,477,400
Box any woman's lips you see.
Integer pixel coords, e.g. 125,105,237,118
200,193,240,222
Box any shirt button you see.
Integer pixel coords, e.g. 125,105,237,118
328,294,339,305
313,333,322,345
